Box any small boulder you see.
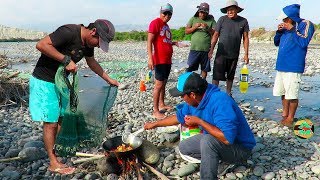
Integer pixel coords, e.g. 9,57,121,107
18,147,47,162
136,140,160,164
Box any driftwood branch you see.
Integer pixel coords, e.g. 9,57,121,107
0,156,21,162
72,155,106,164
143,162,169,180
6,72,20,79
75,152,100,157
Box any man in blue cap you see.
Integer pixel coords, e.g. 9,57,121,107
273,4,315,127
144,72,255,179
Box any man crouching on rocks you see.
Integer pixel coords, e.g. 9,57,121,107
144,72,256,179
29,19,119,175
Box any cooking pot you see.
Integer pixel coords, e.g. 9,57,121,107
102,136,142,157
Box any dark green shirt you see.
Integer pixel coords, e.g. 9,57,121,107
187,15,216,52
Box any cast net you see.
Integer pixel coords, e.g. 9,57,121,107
54,66,118,156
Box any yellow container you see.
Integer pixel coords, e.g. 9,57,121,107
239,65,249,93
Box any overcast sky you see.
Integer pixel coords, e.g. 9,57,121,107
0,0,318,33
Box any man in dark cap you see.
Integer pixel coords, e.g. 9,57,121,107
208,0,249,96
29,19,119,174
185,2,216,79
273,4,315,127
144,72,255,179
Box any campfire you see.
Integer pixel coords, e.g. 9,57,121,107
74,136,168,179
102,136,144,179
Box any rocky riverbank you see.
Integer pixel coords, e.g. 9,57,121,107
0,41,320,179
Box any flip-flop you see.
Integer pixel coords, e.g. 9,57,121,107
48,166,76,175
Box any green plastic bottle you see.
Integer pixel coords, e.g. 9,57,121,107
239,65,249,93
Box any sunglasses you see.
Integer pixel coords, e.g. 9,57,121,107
162,11,172,16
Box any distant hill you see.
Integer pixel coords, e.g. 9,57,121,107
1,24,319,43
0,25,47,41
250,27,320,44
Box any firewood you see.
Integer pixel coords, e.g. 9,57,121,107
72,155,106,164
143,162,169,180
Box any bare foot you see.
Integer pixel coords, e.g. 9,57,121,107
280,119,293,128
152,112,166,120
48,164,76,175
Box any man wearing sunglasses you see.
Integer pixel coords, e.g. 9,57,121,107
29,19,119,175
147,3,179,120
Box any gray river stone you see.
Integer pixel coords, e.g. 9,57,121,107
4,148,20,158
18,147,47,162
311,165,320,174
178,163,197,177
262,172,275,180
252,143,266,152
164,132,180,143
253,166,264,176
106,173,118,180
136,140,160,164
23,140,45,149
1,168,21,180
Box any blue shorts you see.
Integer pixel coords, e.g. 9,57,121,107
186,50,211,72
29,76,68,123
154,64,171,81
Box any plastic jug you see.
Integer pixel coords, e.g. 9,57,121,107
239,65,249,93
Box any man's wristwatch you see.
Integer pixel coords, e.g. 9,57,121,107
62,55,71,66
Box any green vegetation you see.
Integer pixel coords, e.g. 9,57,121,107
314,23,320,30
114,27,190,41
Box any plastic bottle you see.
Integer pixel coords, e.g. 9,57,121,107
239,65,249,93
145,70,152,82
139,80,146,92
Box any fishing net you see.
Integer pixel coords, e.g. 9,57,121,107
54,66,118,156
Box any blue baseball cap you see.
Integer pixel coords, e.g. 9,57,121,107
169,72,208,97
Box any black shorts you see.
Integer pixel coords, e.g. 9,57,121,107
212,55,238,81
186,50,211,72
154,64,171,81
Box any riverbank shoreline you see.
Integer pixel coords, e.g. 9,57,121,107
0,41,319,179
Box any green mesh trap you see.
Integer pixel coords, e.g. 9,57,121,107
54,66,117,156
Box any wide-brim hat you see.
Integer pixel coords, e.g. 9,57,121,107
220,0,244,14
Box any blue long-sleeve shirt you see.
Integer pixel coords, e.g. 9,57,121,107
274,20,315,73
175,84,256,150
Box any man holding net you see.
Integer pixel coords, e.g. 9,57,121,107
29,19,119,174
